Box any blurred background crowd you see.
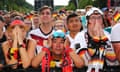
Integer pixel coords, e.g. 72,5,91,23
0,0,120,72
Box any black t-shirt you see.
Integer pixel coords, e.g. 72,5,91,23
0,34,7,65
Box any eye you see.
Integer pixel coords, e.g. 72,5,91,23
60,40,64,44
53,39,57,43
41,12,44,15
69,20,73,23
11,26,15,29
46,12,50,15
75,19,79,22
19,25,24,29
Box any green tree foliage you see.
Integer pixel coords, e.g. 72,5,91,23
79,0,93,9
0,0,33,12
66,0,76,10
66,0,107,10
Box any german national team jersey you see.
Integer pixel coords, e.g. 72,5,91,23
67,30,119,66
66,30,87,53
27,28,54,54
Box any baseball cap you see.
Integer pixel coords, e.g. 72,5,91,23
52,30,66,39
86,7,103,17
7,20,28,31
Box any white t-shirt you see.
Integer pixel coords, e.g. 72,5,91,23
66,31,87,53
111,23,120,42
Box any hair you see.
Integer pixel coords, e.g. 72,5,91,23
38,5,52,14
0,16,5,22
67,13,79,24
55,20,64,24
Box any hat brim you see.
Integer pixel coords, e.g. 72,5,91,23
7,24,29,32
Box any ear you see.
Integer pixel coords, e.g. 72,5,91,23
66,24,70,31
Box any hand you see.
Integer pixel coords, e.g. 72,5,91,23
64,37,70,48
8,59,18,69
43,40,49,48
16,26,23,45
12,27,18,41
93,20,104,37
44,36,52,48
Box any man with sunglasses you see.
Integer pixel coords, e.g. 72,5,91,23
32,30,84,72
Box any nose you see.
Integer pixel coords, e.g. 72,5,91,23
56,43,60,48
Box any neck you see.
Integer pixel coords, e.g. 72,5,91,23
0,29,3,39
52,54,62,60
70,31,78,39
40,22,53,34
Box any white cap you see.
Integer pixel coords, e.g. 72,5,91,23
86,7,103,17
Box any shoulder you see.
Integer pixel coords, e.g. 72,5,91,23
28,29,40,34
111,24,120,42
2,40,10,51
78,30,86,36
111,24,120,35
112,23,120,31
27,29,42,39
27,38,36,45
2,41,9,46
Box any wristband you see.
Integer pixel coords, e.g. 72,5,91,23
93,36,100,42
101,36,108,41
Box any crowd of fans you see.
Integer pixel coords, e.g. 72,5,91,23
0,5,120,72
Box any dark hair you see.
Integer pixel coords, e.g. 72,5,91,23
38,5,52,14
66,13,79,24
0,16,5,22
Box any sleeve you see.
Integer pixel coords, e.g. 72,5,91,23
111,24,120,43
27,31,32,39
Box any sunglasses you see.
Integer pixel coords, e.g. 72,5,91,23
52,31,65,39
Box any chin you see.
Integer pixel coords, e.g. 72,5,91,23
55,52,62,56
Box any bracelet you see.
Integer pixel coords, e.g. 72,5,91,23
101,35,108,41
18,44,25,48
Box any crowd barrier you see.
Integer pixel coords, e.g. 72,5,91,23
1,66,120,72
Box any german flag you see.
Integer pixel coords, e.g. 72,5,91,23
52,13,57,18
25,13,33,20
113,11,120,22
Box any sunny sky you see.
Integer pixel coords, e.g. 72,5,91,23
26,0,70,6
